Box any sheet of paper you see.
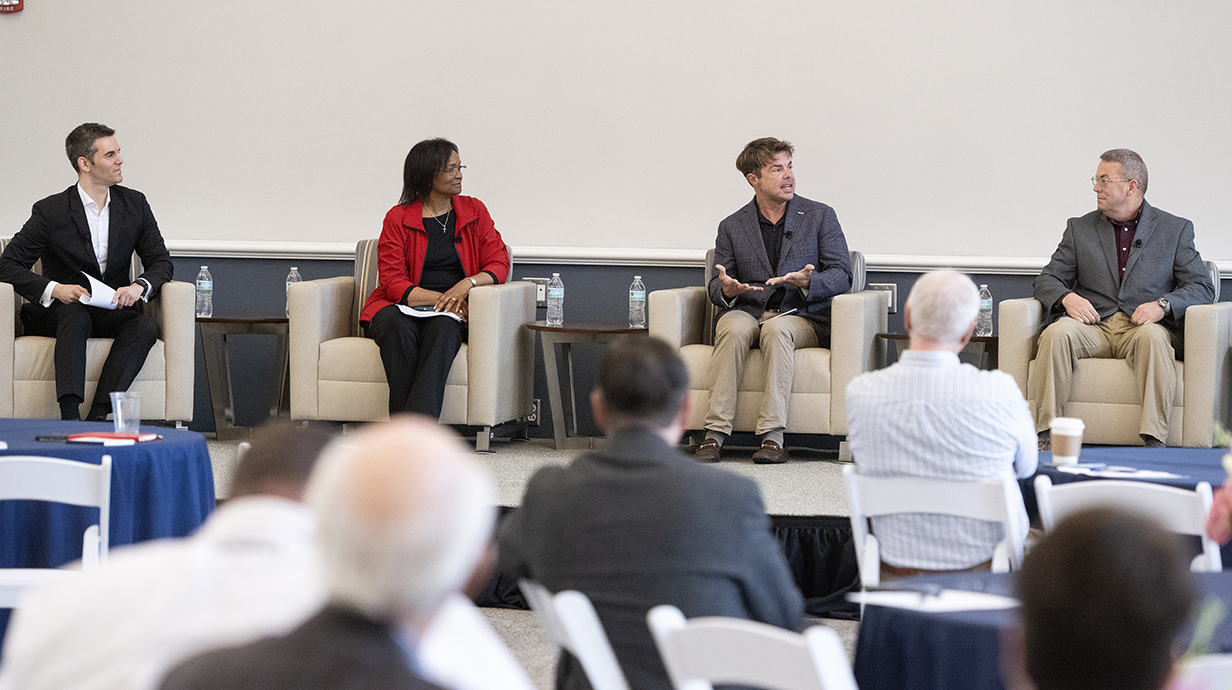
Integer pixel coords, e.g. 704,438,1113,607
397,304,463,323
1056,465,1184,479
848,589,1020,612
78,272,118,310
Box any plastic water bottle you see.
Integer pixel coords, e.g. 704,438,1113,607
629,275,646,328
546,273,564,326
195,266,213,318
285,266,301,317
976,284,993,336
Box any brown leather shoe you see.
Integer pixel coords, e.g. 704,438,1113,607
752,439,789,464
694,439,722,463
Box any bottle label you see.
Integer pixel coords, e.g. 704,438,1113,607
547,288,563,299
197,281,213,291
629,290,646,302
979,299,992,309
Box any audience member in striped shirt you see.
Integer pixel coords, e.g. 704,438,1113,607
845,270,1037,577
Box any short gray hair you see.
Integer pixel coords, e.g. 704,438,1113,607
306,417,496,622
905,270,979,343
1100,149,1148,194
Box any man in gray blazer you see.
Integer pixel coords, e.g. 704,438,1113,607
498,337,804,690
1032,149,1214,449
696,137,852,464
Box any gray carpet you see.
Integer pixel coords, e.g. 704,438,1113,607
204,434,859,690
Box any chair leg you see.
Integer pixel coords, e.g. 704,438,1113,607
475,427,492,453
839,440,853,463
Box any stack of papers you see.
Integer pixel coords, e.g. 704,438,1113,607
67,431,162,446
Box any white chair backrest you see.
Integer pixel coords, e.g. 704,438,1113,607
0,454,112,568
843,464,1025,587
1034,475,1222,572
1170,654,1232,690
519,579,631,690
646,604,857,690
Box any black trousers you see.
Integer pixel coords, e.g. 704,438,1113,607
366,305,466,418
21,301,159,407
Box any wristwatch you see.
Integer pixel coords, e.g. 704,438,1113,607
469,278,478,288
1157,297,1171,315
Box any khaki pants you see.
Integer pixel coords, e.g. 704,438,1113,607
704,310,818,437
1028,312,1175,441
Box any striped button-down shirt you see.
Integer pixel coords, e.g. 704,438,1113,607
846,350,1038,570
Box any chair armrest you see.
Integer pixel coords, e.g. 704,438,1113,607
289,277,356,421
998,298,1044,397
466,281,536,426
0,282,13,417
1181,302,1232,447
830,290,889,436
154,281,195,422
649,287,708,349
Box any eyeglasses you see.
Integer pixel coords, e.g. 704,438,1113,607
1092,176,1130,188
442,165,467,175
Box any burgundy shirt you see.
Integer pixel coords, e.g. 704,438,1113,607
1053,205,1143,312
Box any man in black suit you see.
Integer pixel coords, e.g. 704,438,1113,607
0,123,173,421
159,417,498,690
499,337,804,690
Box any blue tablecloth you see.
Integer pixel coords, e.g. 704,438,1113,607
854,570,1232,690
0,418,215,640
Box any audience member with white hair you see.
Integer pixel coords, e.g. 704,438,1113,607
845,270,1037,579
158,418,502,690
0,422,531,690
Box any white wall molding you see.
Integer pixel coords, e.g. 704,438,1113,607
165,240,1230,278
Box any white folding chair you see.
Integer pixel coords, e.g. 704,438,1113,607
0,454,112,607
646,604,857,690
1034,475,1222,572
842,464,1026,588
518,579,630,690
1170,654,1232,690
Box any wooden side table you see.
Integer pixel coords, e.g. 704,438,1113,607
876,333,999,370
526,321,649,450
197,317,290,440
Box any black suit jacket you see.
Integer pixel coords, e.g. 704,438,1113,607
498,429,804,690
0,184,173,311
158,605,445,690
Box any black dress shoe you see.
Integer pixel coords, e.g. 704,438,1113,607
1141,435,1166,448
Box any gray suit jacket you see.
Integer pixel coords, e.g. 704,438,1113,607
707,195,851,339
498,429,804,690
1033,200,1214,337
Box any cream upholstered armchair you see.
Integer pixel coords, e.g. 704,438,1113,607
648,250,885,439
999,262,1232,447
0,240,194,423
288,239,536,451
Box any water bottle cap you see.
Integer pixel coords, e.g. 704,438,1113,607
291,267,298,271
201,265,207,269
634,275,641,280
552,272,560,277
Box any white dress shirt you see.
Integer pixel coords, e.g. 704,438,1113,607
0,496,533,690
846,349,1038,570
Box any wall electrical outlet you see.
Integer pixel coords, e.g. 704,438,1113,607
868,282,898,314
523,277,550,308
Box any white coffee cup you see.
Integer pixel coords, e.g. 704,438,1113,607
1050,417,1085,465
110,391,141,434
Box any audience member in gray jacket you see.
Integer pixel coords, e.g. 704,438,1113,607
499,337,804,690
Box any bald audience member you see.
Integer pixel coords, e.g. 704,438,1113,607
846,271,1037,578
159,418,499,690
1004,507,1197,690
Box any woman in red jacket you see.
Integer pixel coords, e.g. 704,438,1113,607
361,138,510,417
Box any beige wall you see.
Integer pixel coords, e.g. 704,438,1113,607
1,0,1229,263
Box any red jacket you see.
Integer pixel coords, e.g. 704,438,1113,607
360,195,510,323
